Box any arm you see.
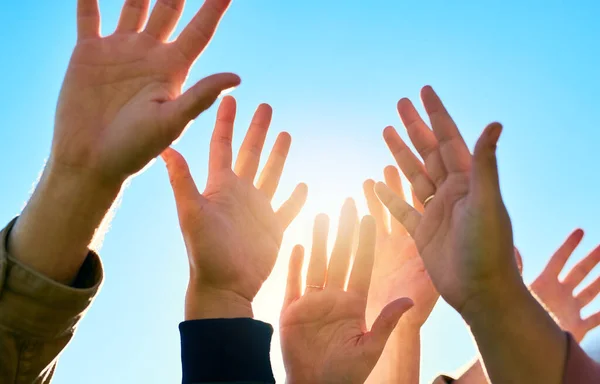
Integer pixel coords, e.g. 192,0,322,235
363,171,438,384
162,97,307,383
376,86,599,383
2,0,240,380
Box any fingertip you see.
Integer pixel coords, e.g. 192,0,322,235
295,182,309,198
361,215,376,230
383,126,396,139
278,131,292,145
383,165,399,179
363,179,375,191
315,213,330,227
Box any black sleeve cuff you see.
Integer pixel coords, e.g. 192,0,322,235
179,318,275,384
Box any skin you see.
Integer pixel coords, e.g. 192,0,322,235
455,229,600,383
163,96,308,320
280,200,414,384
376,85,567,383
363,170,438,384
8,0,241,285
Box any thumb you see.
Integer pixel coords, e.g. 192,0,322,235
162,148,204,206
162,73,241,140
470,122,503,202
363,298,414,357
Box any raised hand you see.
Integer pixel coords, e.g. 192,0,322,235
280,200,414,384
9,0,240,285
374,86,517,313
54,0,241,184
163,96,307,319
363,169,438,328
375,86,568,383
530,229,600,342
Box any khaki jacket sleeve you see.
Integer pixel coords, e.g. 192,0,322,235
0,218,103,384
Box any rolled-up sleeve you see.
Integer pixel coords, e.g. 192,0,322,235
0,218,103,383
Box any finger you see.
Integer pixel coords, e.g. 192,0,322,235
234,104,273,182
563,245,600,290
383,126,436,204
470,122,503,204
77,0,100,39
584,312,600,334
326,199,358,289
576,276,600,307
116,0,150,33
398,98,448,186
144,0,185,41
162,148,205,207
347,216,377,299
514,247,524,275
421,86,472,173
384,166,408,236
161,73,240,139
276,183,308,230
363,179,389,237
283,245,305,310
174,0,232,61
206,95,236,176
363,298,414,357
375,183,421,237
306,214,329,290
257,132,292,200
542,229,585,277
410,188,425,213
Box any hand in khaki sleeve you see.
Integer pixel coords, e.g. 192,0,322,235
280,199,414,384
375,86,567,384
10,0,241,284
163,96,307,319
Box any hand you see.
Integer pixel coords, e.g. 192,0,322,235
163,96,307,319
374,85,519,315
529,229,600,342
363,168,438,328
52,0,241,185
280,200,414,384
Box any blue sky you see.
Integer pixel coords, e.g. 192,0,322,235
1,1,599,383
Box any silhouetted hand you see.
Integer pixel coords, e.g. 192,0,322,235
363,170,438,328
280,200,413,384
164,96,307,319
375,86,518,315
530,229,600,342
52,0,241,185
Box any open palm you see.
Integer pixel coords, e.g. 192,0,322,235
164,96,307,302
530,229,600,342
280,201,413,384
53,0,240,183
363,170,438,328
375,86,519,313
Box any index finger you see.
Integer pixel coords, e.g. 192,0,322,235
174,0,231,61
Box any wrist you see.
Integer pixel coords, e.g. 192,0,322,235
185,282,253,320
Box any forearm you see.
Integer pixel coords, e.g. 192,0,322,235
462,281,566,384
367,319,421,384
8,163,121,285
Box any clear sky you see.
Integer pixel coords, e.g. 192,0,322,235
1,1,599,383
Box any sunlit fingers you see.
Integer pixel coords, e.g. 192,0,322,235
283,245,305,309
306,214,329,291
77,0,101,39
397,98,447,186
563,245,600,290
383,166,408,236
383,126,436,204
326,199,358,289
275,183,308,230
576,276,600,307
363,179,389,237
542,229,584,277
144,0,185,41
116,0,150,33
234,104,273,182
420,86,471,173
347,216,377,300
174,0,232,61
208,96,236,177
375,183,421,237
256,132,292,200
